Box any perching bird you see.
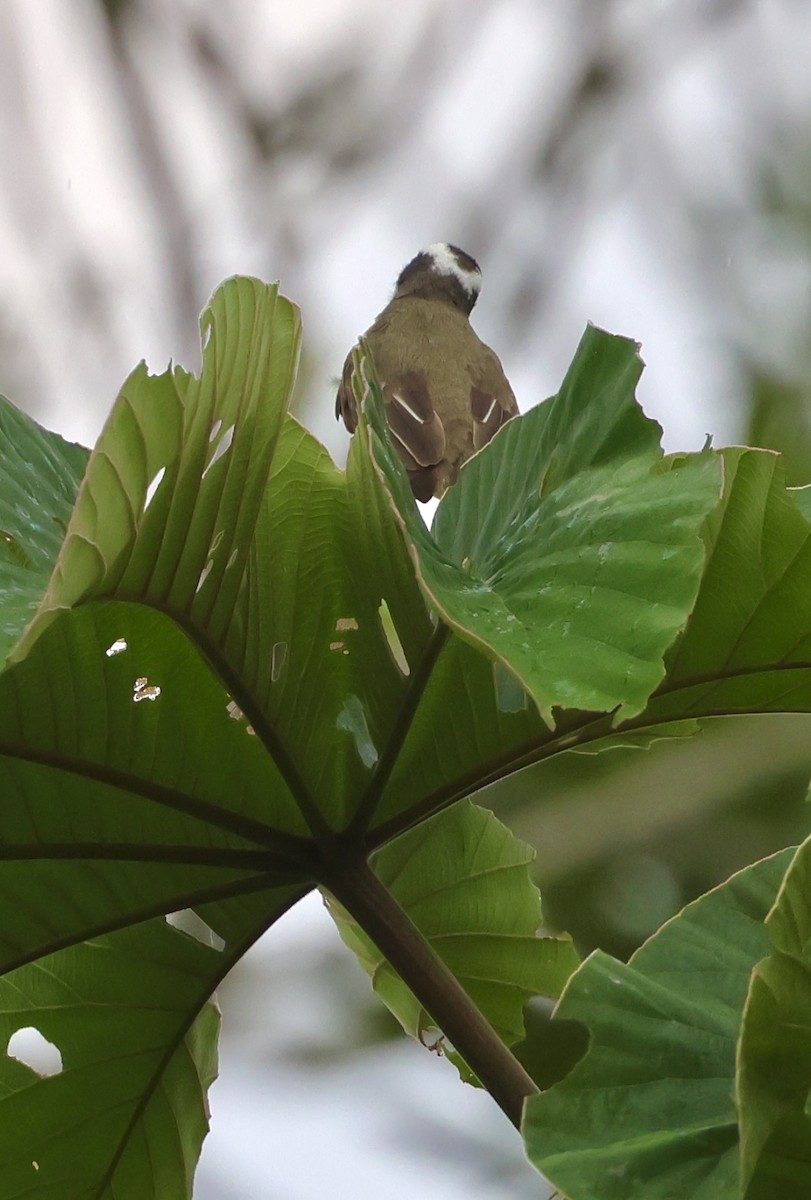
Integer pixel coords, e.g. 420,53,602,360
335,243,518,501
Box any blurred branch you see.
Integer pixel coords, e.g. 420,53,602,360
100,0,200,337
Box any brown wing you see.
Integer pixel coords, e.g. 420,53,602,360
384,370,448,502
336,352,448,501
470,350,518,452
336,303,517,500
384,371,445,465
335,353,359,433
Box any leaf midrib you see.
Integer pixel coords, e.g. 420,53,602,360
91,885,307,1200
367,657,811,849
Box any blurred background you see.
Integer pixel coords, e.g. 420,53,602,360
3,1,811,1196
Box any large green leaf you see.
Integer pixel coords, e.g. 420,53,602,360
0,925,218,1199
636,447,811,726
746,368,811,488
15,278,299,664
0,600,310,973
430,438,811,796
0,279,559,1191
339,356,545,839
328,800,579,1075
357,327,723,724
0,282,319,1196
0,397,87,660
738,835,811,1197
0,891,304,1199
523,849,794,1200
231,415,428,830
2,279,808,1195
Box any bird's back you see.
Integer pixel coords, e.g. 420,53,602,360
338,296,516,500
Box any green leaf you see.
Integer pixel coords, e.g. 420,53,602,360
328,800,579,1076
433,323,662,567
0,281,317,1196
746,368,811,487
641,447,811,725
789,482,811,523
0,600,310,972
239,414,430,831
3,284,792,1192
0,396,88,660
523,849,794,1200
15,277,300,664
0,277,550,1188
0,893,307,1200
0,923,219,1199
357,326,723,724
738,835,811,1197
341,354,546,839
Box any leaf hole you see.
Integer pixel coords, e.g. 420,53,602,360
105,637,128,657
133,676,161,702
378,601,410,675
7,1028,63,1077
225,700,255,735
196,560,213,593
418,1027,446,1055
144,467,166,512
165,910,225,951
202,424,235,478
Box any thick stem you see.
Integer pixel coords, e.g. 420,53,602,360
320,852,539,1129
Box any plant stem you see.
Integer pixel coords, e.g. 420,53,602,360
319,851,539,1129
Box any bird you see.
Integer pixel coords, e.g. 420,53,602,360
335,243,518,501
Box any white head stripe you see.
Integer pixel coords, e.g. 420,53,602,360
425,243,481,296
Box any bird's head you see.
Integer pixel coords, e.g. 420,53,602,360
393,243,482,315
